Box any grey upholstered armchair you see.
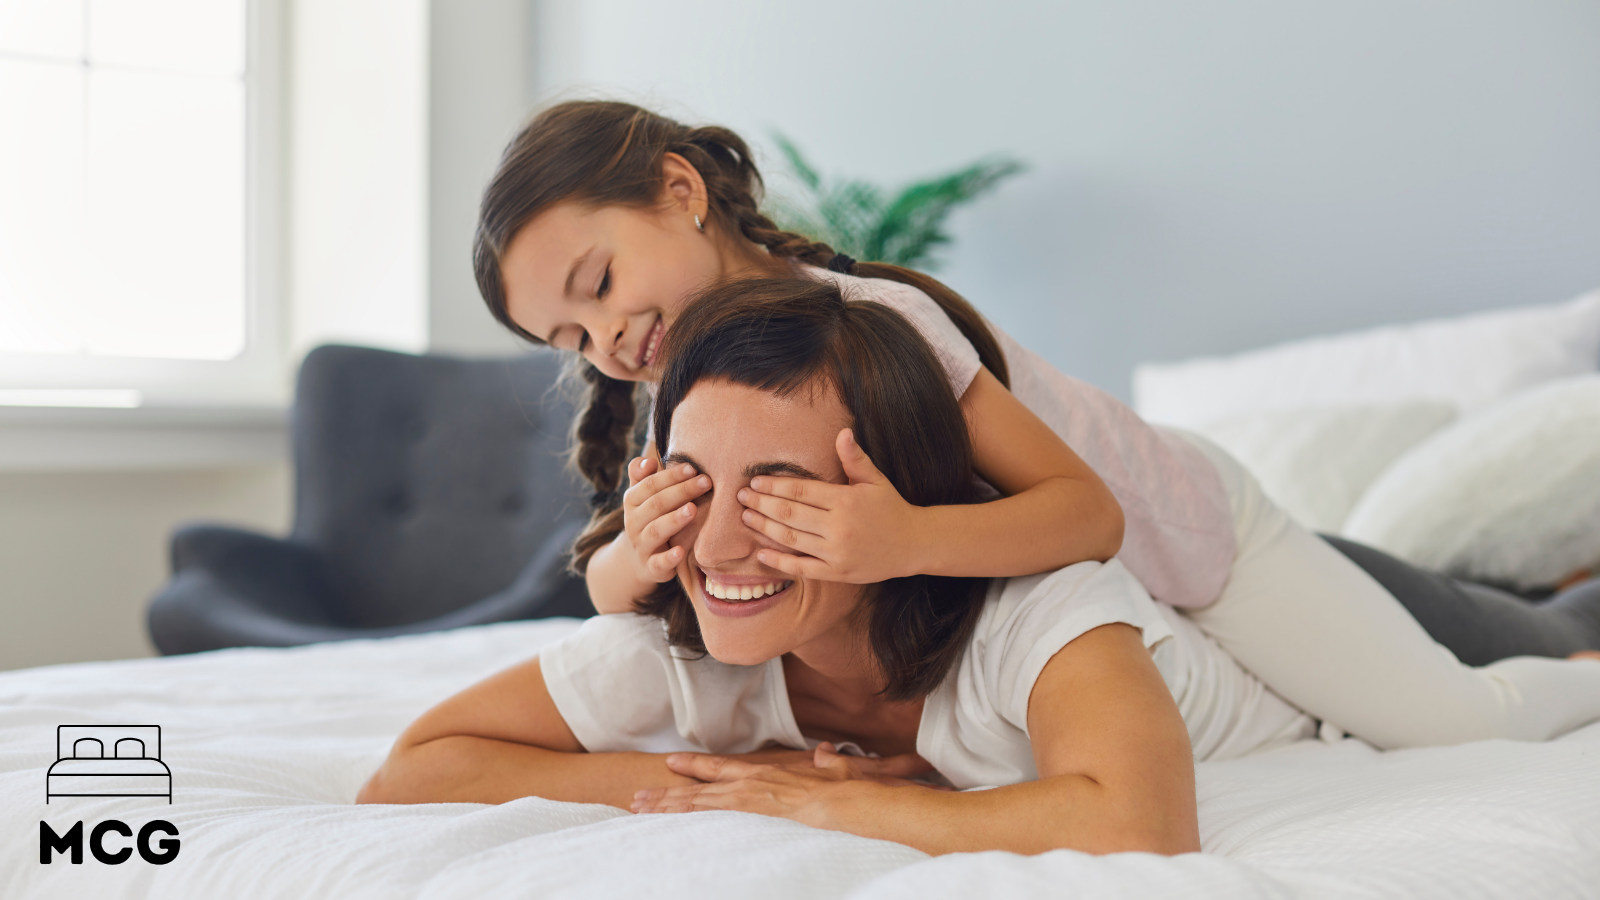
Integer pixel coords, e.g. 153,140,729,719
147,344,595,654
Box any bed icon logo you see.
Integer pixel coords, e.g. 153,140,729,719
46,725,172,804
40,724,181,865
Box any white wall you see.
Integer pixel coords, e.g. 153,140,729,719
288,0,431,360
531,0,1600,397
0,465,291,671
426,0,542,356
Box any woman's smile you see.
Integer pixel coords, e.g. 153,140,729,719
698,567,795,618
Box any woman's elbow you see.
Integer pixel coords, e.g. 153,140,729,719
354,741,431,805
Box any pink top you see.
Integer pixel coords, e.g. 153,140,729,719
647,265,1236,610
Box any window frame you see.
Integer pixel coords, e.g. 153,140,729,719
0,0,289,411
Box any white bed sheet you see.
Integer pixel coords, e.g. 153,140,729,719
2,618,1598,900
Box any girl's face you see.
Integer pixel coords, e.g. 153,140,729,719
497,155,776,383
661,377,868,667
499,198,721,383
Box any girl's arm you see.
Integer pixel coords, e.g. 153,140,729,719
638,623,1198,856
741,367,1124,582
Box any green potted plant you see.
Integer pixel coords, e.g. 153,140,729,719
766,133,1025,272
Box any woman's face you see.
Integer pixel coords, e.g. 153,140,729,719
661,377,867,666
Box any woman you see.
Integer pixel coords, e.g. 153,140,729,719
356,279,1600,856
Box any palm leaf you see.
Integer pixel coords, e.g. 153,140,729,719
764,133,1024,271
872,157,1026,269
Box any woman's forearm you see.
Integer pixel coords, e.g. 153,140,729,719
826,775,1197,856
358,734,697,809
912,476,1124,578
584,531,659,615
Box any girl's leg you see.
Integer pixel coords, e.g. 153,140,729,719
1178,432,1600,750
1320,534,1600,666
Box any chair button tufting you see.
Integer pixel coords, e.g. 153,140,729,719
500,491,526,515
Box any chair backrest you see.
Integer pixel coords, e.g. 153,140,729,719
290,344,590,627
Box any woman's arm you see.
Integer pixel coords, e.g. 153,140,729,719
638,623,1198,856
741,367,1124,582
354,651,929,808
355,655,699,808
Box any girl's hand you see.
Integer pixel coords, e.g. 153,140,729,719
738,428,923,583
621,454,710,584
632,743,943,825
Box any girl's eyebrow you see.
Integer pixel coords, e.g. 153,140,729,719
660,451,823,482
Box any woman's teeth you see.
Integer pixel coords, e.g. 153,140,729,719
704,575,792,602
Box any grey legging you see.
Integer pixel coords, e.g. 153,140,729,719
1322,534,1600,666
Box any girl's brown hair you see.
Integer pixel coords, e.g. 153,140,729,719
646,275,990,701
472,100,1009,574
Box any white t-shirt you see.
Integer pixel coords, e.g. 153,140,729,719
645,265,1238,610
539,560,1314,790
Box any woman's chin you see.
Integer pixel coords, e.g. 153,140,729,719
698,626,786,668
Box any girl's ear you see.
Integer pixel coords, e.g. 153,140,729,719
659,152,709,221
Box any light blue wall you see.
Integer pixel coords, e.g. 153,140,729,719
529,0,1600,398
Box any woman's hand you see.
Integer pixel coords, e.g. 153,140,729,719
621,453,710,584
630,743,946,825
738,429,925,583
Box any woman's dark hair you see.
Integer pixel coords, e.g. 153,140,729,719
638,275,990,701
471,100,1010,573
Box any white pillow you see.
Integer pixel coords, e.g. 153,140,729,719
1193,402,1456,533
1341,375,1600,590
1133,290,1600,429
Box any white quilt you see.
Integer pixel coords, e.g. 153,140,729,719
3,619,1598,900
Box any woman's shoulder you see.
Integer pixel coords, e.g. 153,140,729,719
963,561,1176,723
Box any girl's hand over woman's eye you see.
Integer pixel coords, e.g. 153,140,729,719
621,455,710,583
738,428,924,584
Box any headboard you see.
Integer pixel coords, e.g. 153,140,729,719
56,725,162,761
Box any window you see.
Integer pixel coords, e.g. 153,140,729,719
0,0,284,408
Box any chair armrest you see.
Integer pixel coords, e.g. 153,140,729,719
149,524,344,654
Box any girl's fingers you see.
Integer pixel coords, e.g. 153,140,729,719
627,455,656,487
746,475,841,510
753,548,832,581
632,468,710,520
638,500,698,551
645,545,686,580
740,508,825,556
736,487,830,535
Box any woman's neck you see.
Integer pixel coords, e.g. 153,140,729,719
782,619,900,717
782,629,926,757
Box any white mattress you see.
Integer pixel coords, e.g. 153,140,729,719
2,618,1598,900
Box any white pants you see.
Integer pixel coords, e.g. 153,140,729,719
1175,430,1600,750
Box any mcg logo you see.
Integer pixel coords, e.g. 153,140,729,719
39,725,181,866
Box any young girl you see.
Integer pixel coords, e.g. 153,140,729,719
472,99,1600,749
357,280,1600,856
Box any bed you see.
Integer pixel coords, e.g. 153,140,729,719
5,293,1600,898
3,618,1599,899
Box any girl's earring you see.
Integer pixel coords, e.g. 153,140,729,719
693,214,704,232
